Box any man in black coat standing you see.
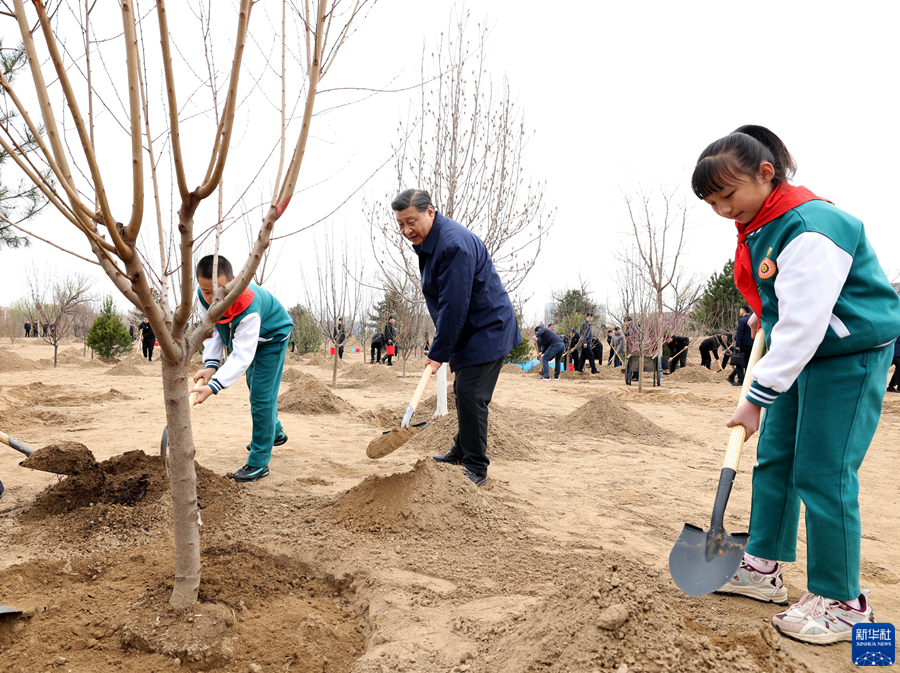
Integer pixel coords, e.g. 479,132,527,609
577,314,598,374
383,317,396,366
392,188,521,487
728,306,753,385
138,316,156,362
333,318,346,359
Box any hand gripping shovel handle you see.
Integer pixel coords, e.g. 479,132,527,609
706,329,767,530
401,367,432,427
0,430,34,457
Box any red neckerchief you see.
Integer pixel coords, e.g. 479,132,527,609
216,286,255,324
734,183,829,317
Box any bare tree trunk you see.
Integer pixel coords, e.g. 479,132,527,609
161,357,201,607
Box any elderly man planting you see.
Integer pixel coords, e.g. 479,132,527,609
392,189,521,487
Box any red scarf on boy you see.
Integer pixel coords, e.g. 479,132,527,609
216,285,256,325
734,183,829,317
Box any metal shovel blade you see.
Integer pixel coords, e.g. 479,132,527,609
668,468,749,597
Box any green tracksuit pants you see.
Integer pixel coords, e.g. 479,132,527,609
747,345,893,601
245,338,288,468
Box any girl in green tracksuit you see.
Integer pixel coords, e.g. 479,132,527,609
691,125,900,645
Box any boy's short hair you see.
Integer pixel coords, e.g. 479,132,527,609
196,255,233,280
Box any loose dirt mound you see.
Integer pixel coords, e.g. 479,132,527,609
22,448,237,527
482,561,804,673
340,362,403,388
278,377,353,414
557,393,675,442
0,347,41,371
401,406,536,460
669,366,724,383
281,366,311,383
105,360,145,377
607,388,705,405
306,352,346,369
328,458,519,534
5,382,134,407
501,363,526,375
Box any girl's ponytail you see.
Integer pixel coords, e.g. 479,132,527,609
733,125,797,184
692,125,797,199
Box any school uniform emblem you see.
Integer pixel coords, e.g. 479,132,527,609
758,257,776,279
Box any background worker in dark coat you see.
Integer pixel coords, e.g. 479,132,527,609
333,318,346,359
664,335,690,373
138,316,156,362
699,333,728,370
383,317,396,366
392,188,521,487
576,314,598,373
534,325,565,380
728,306,754,386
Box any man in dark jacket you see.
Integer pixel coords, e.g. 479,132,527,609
333,318,346,359
138,316,156,362
370,330,384,363
534,325,565,380
664,335,690,373
392,188,521,487
576,314,597,373
728,306,754,385
699,334,727,370
383,317,396,366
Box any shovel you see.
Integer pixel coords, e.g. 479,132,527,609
668,328,767,597
2,430,96,476
367,367,432,459
0,430,35,458
159,377,204,466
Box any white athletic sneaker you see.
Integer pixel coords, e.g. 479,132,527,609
772,591,874,645
716,559,789,605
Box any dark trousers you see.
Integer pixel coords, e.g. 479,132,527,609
451,356,504,477
889,356,900,389
371,345,382,363
384,345,395,365
592,344,603,366
700,346,715,369
669,349,688,373
337,345,344,359
142,339,154,361
541,342,565,378
577,345,597,373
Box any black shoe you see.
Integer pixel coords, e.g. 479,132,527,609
386,363,393,367
731,381,741,386
433,450,463,465
233,464,269,482
462,469,486,487
247,430,288,451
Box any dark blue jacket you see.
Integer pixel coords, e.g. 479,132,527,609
735,314,753,352
894,334,900,357
414,211,521,369
536,327,562,352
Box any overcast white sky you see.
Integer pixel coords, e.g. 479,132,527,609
2,0,898,323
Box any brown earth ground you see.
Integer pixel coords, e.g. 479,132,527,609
2,339,899,673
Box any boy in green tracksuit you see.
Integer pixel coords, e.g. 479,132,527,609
692,125,900,645
189,255,293,482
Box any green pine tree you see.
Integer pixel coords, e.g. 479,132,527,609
505,311,532,363
691,259,747,333
85,296,133,359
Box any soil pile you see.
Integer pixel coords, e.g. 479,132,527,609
557,394,675,442
501,363,526,375
306,352,346,369
22,448,238,527
669,366,723,383
328,458,518,534
341,362,403,388
607,388,704,405
278,377,353,414
105,360,145,377
482,561,804,673
6,382,134,407
281,367,310,383
0,347,41,371
402,405,536,460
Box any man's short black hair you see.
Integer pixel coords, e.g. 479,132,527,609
196,254,233,280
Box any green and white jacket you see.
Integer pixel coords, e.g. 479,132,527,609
745,200,900,408
197,283,293,394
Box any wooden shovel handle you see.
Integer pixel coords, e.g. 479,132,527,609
722,328,767,471
409,367,432,412
0,430,34,456
189,377,206,409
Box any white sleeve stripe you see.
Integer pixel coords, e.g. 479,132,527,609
747,389,775,405
749,388,777,401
